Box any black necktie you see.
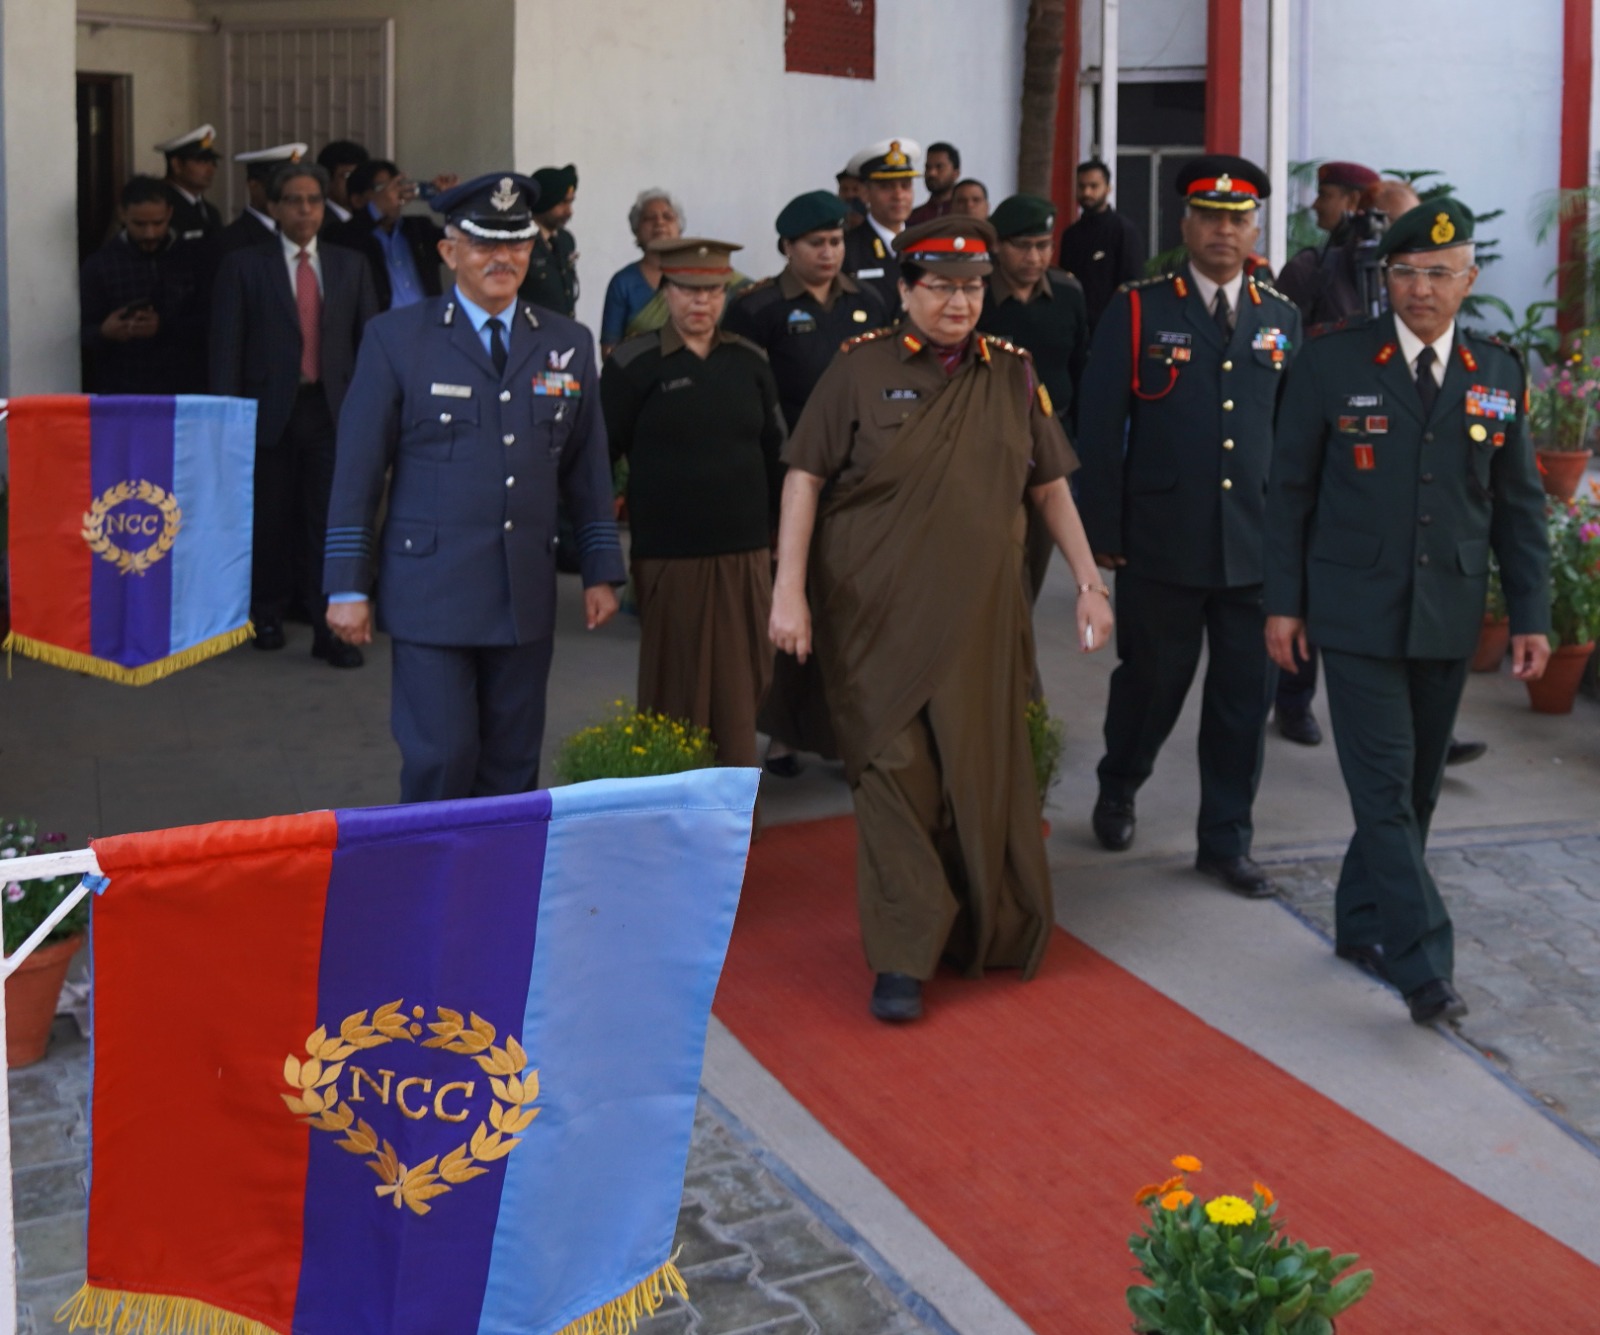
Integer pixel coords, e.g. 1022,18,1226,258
487,316,508,376
1415,345,1438,416
1213,287,1232,336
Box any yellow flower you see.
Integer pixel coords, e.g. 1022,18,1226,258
623,726,632,735
1253,1180,1275,1207
1133,1182,1162,1205
1159,1190,1194,1211
1203,1195,1257,1227
1171,1154,1203,1174
632,746,646,754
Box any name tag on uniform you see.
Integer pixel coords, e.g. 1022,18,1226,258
786,310,818,334
532,370,581,397
1466,384,1517,419
431,382,473,399
883,388,921,401
660,377,694,392
857,268,885,279
1344,393,1382,408
1156,331,1191,347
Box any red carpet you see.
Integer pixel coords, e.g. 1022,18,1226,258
713,816,1600,1331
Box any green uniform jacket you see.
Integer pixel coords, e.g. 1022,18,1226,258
1264,312,1550,659
1076,269,1302,587
519,228,579,317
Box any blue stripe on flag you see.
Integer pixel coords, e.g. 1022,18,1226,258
475,769,757,1335
169,395,256,653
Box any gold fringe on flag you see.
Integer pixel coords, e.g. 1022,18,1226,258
55,1258,690,1335
55,1286,277,1334
552,1258,690,1335
4,623,252,687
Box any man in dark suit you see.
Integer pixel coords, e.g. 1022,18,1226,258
211,160,379,666
1077,157,1302,896
1265,199,1550,1024
1058,159,1145,329
156,124,223,243
323,174,625,803
330,158,446,311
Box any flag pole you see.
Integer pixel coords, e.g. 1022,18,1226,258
0,849,102,1325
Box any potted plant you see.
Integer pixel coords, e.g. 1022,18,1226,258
1526,331,1600,500
1026,698,1064,836
2,819,90,1068
555,699,716,782
1128,1154,1374,1335
1528,488,1600,714
1471,557,1510,672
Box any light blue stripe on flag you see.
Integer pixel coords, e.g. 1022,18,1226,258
476,769,757,1335
168,395,255,654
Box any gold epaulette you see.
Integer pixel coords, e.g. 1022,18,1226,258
1119,273,1172,293
979,333,1032,359
840,326,896,353
1252,276,1293,305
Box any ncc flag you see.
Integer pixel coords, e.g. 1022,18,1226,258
3,394,255,684
69,770,756,1334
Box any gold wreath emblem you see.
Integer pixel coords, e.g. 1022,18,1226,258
80,480,182,577
281,1000,540,1216
1430,212,1456,245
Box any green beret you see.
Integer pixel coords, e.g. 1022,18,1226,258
1377,197,1475,261
531,164,577,207
989,194,1058,240
775,190,848,240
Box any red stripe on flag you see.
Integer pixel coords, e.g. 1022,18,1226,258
8,396,94,653
88,812,339,1329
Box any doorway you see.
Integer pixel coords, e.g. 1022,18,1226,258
77,72,132,263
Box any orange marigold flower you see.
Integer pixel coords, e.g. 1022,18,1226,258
1171,1154,1203,1173
1160,1189,1195,1211
1157,1174,1186,1194
1253,1180,1275,1207
1133,1182,1162,1205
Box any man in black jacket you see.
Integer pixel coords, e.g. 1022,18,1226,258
211,161,379,665
330,158,445,311
1058,159,1145,329
156,125,223,243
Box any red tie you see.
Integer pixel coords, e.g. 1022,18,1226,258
296,248,322,382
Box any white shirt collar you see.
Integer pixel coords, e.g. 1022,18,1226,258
1394,317,1454,384
868,212,901,249
248,205,278,232
1187,263,1244,317
281,232,319,260
326,200,352,223
170,184,200,206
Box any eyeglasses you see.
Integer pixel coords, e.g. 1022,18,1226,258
278,193,324,208
1386,263,1472,285
916,280,985,303
461,237,533,256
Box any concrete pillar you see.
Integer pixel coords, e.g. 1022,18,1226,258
0,0,81,407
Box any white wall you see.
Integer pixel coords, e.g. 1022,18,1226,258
1084,0,1206,73
0,0,80,400
1294,0,1563,319
76,0,207,180
513,0,1029,337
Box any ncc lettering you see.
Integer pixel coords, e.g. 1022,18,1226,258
104,508,163,537
340,1066,477,1123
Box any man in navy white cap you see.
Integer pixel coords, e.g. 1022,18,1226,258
156,124,222,242
211,142,309,264
324,173,625,803
842,138,921,315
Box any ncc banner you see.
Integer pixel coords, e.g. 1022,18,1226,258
66,769,756,1335
3,393,255,685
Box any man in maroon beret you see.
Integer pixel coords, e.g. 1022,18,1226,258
1277,161,1383,330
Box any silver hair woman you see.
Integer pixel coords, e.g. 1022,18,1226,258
601,189,686,353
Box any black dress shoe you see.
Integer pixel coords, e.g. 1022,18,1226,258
313,636,365,669
253,621,286,651
1406,978,1469,1025
764,753,803,779
1276,708,1323,746
870,973,923,1023
1092,796,1136,851
1335,942,1388,981
1446,738,1487,767
1194,853,1277,898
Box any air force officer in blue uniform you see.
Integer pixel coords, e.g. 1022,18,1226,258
324,173,625,802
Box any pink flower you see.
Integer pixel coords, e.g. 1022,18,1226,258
4,883,23,903
1558,379,1574,397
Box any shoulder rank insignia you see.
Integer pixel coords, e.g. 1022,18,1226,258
1247,279,1262,306
979,333,1025,357
1458,344,1478,372
1037,384,1054,416
841,327,894,353
1374,342,1398,365
901,332,923,354
873,237,886,259
977,337,992,364
441,300,456,326
522,306,540,330
1172,274,1189,299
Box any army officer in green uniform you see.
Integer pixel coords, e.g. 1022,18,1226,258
1077,156,1301,896
519,164,580,316
979,193,1090,602
1264,199,1550,1025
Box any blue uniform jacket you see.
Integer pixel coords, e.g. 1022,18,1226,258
323,293,625,646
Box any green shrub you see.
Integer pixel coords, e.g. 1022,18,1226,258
555,701,716,784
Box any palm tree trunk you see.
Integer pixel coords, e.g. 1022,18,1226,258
1017,0,1067,198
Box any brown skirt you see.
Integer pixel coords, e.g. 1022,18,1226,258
632,549,774,770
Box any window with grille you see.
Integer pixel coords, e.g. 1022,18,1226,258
785,0,875,80
221,21,394,213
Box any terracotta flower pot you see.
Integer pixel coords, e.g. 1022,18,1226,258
5,933,84,1068
1471,615,1510,672
1536,448,1594,502
1526,641,1597,715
